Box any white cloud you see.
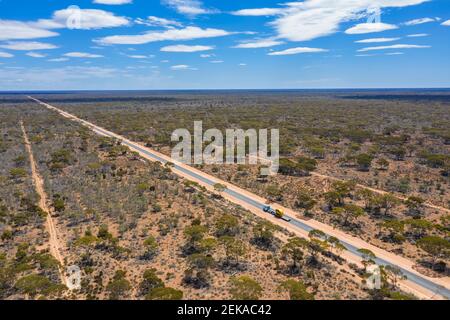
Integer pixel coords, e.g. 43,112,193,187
170,64,197,70
0,41,58,50
442,20,450,26
48,58,69,62
35,7,129,30
161,44,214,52
64,52,104,58
233,39,284,49
231,8,283,16
0,6,129,42
210,60,223,63
96,26,231,45
239,63,247,66
358,44,431,52
127,55,150,59
386,52,404,55
235,1,428,42
268,47,328,56
403,17,439,25
407,33,428,37
355,37,400,43
163,0,213,15
0,52,14,58
200,54,212,58
93,0,133,4
135,16,183,28
0,20,59,41
26,52,47,58
345,23,398,34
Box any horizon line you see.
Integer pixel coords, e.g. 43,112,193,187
1,87,450,93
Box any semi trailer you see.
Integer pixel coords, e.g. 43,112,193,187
263,205,291,222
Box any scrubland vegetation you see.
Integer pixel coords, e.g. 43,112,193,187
0,104,63,299
1,91,448,300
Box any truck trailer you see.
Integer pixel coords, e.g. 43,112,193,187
263,205,291,222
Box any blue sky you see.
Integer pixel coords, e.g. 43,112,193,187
0,0,449,90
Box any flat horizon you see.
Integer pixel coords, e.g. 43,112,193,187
2,87,450,93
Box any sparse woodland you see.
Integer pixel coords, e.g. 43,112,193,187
1,91,448,300
0,103,64,299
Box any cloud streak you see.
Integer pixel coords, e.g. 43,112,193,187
268,47,328,56
35,7,130,30
135,16,183,28
163,0,214,15
403,17,440,25
63,52,104,58
26,52,47,58
93,0,133,4
231,8,283,16
233,39,284,49
358,44,431,52
0,52,14,58
0,41,58,50
407,33,428,37
96,26,231,45
170,64,197,70
161,45,214,52
355,37,400,43
345,23,398,34
0,20,59,41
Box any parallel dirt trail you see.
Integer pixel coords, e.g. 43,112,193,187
20,121,67,286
